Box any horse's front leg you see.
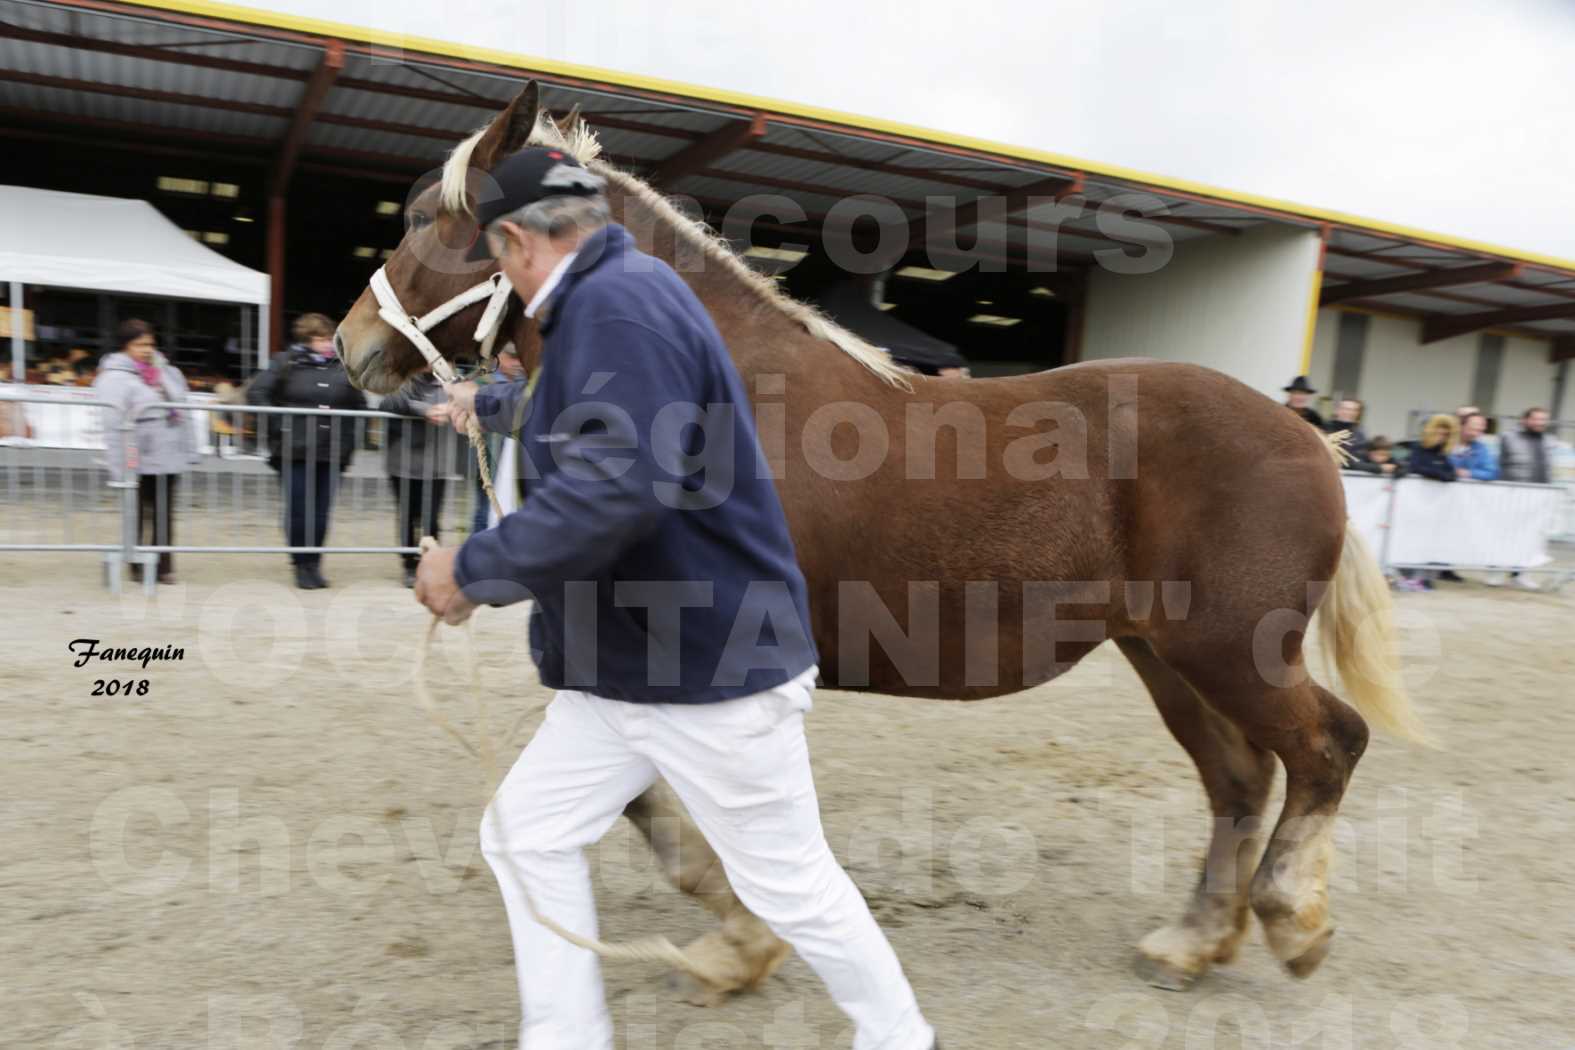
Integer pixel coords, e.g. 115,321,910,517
622,782,791,1005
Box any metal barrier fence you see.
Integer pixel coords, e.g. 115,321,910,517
1342,471,1572,588
1401,408,1575,542
1,394,493,594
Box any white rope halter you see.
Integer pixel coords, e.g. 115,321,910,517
368,265,514,385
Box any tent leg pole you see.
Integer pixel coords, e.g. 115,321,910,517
9,281,23,381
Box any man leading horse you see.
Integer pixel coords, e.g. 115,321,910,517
413,144,939,1050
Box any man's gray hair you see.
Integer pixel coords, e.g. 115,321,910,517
493,193,611,242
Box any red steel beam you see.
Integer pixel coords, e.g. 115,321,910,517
270,41,345,193
0,65,474,148
1321,262,1524,306
1421,302,1575,344
0,66,291,117
650,112,767,186
0,123,269,165
267,41,343,358
0,22,308,80
1331,298,1559,343
1325,244,1575,304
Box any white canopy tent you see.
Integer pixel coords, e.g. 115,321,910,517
0,185,270,378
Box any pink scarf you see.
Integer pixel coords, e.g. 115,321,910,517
133,358,165,391
132,358,178,423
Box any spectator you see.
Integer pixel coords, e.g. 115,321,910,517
1349,435,1401,476
1322,398,1370,459
248,313,367,590
469,344,529,536
92,319,197,584
1494,406,1558,590
1282,375,1324,426
1451,412,1499,480
1392,415,1460,592
381,370,466,587
1405,414,1460,482
1455,404,1482,427
1499,406,1555,484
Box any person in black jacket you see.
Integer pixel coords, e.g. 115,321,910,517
1404,414,1460,482
247,313,367,589
380,371,465,587
1283,375,1324,427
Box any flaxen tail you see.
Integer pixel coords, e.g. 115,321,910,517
1319,521,1433,746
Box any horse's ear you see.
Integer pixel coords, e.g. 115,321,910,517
470,82,540,170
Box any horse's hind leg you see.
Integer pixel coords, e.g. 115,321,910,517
1245,681,1368,976
622,783,790,1005
1117,638,1276,990
1169,649,1370,979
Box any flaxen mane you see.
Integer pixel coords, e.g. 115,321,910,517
441,113,912,389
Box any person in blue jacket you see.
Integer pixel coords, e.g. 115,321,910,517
418,147,936,1050
1450,411,1499,480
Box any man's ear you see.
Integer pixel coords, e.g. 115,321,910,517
498,220,530,263
470,82,541,171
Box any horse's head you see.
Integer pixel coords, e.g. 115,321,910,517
337,83,544,393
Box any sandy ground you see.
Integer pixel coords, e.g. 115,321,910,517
4,542,1574,1050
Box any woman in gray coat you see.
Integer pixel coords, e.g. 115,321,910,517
381,371,466,587
92,319,197,583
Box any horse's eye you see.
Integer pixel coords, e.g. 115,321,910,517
406,212,432,231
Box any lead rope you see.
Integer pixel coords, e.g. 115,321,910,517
411,397,722,984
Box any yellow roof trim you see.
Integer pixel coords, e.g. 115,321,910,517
116,0,1575,276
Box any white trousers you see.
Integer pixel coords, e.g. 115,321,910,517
479,668,934,1050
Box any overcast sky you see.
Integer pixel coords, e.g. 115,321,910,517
309,0,1575,260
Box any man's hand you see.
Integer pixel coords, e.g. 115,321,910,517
414,544,477,625
423,403,451,426
446,380,478,414
445,380,478,435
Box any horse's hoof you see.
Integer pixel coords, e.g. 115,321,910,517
1135,953,1199,992
1283,926,1335,979
666,969,731,1009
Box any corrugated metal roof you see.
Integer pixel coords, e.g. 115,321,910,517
594,126,694,164
669,173,853,219
1522,319,1575,335
1,39,302,106
709,149,959,204
4,77,288,138
320,87,488,136
1376,294,1479,315
1,0,1571,347
303,122,450,164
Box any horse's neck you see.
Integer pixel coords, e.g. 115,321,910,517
610,201,894,399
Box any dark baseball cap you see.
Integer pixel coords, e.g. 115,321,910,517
465,147,607,261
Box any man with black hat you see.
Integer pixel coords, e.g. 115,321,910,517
1283,375,1324,427
418,147,937,1050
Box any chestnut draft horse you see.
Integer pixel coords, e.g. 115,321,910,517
336,84,1425,996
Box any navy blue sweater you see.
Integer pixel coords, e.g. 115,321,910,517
456,224,818,703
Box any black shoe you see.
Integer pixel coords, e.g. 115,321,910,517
1438,570,1464,582
294,564,327,590
402,565,417,588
